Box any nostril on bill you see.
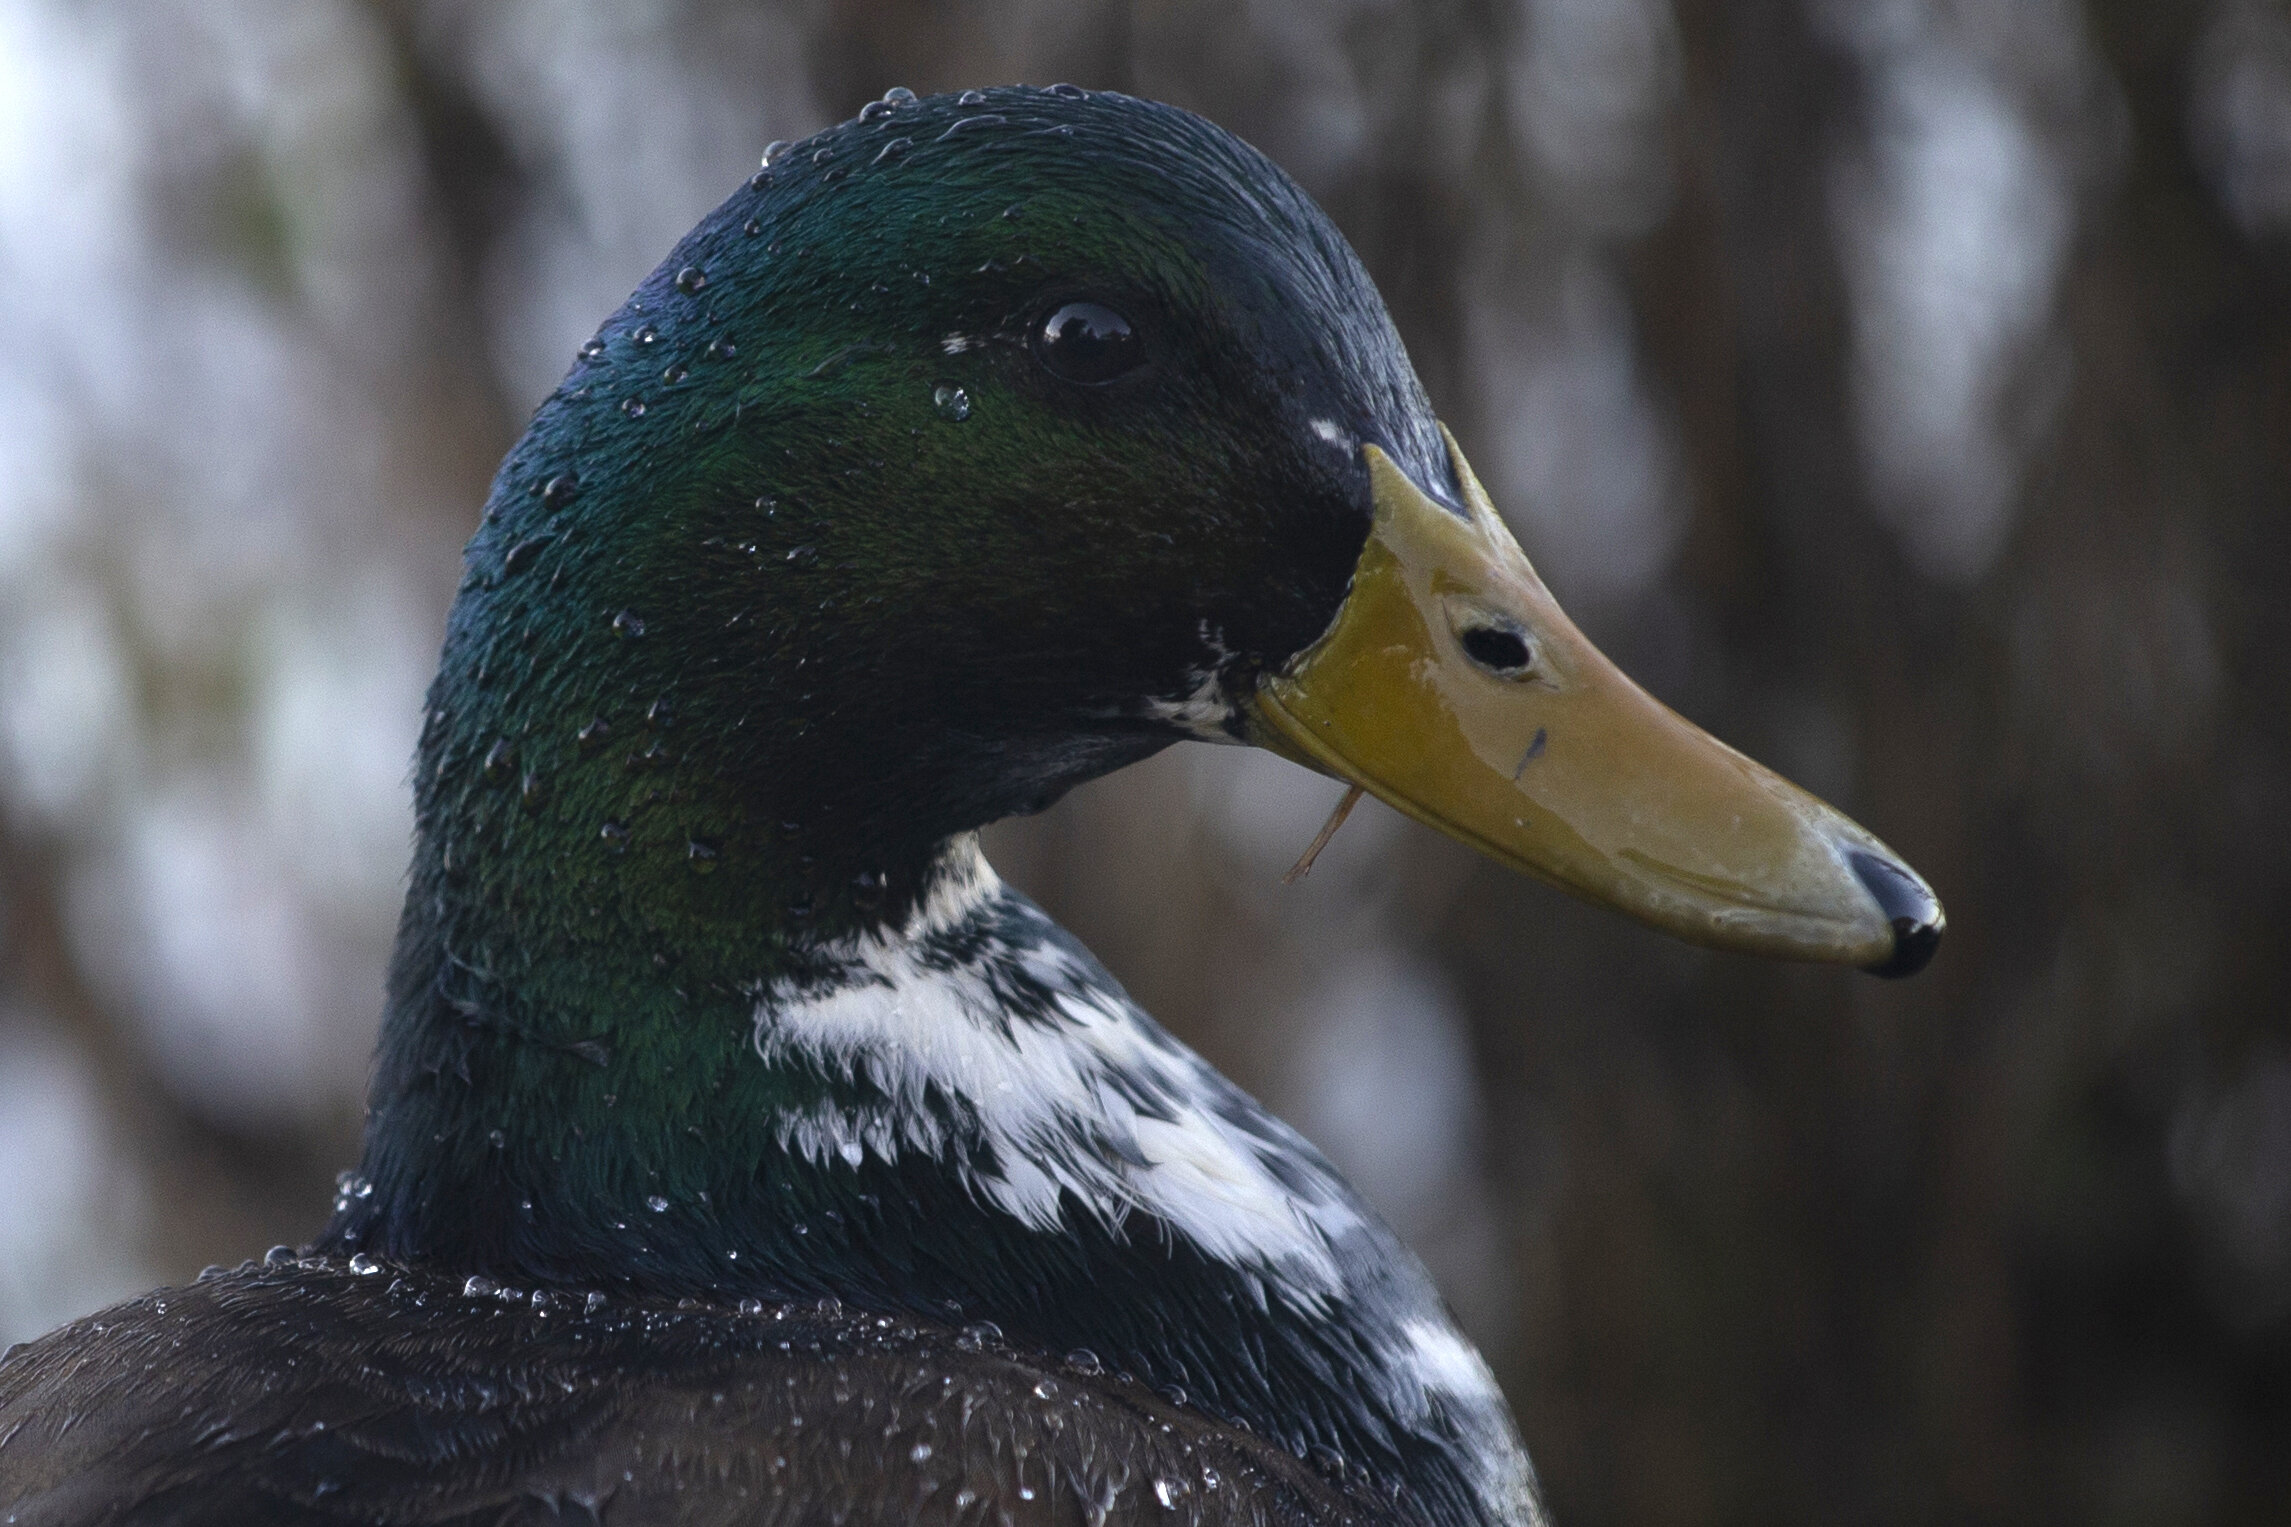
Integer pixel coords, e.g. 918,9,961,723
1460,624,1531,676
1847,849,1944,978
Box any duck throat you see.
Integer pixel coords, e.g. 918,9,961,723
325,831,1538,1526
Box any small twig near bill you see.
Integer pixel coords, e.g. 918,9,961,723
1284,783,1366,884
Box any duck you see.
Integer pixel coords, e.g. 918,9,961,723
0,84,1941,1527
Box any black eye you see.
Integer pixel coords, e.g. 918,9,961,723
1460,624,1533,676
1034,301,1143,384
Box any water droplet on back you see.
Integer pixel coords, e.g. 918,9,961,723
661,362,687,384
958,89,988,107
599,820,630,854
932,383,971,422
646,1194,670,1213
541,473,579,508
464,1275,497,1298
348,1252,380,1276
688,839,720,874
1066,1348,1102,1375
858,99,894,123
483,739,515,783
577,716,612,753
762,140,791,166
883,86,917,105
621,396,646,417
612,610,646,638
674,265,707,294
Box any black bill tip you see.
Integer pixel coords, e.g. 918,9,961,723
1847,849,1944,979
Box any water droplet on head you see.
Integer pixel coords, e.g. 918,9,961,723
599,820,629,854
464,1275,497,1298
585,1290,608,1313
483,738,515,783
577,716,612,753
910,1441,933,1463
1200,1467,1220,1490
612,610,646,638
502,535,551,577
661,362,687,385
762,140,791,166
520,770,547,811
858,99,894,123
688,839,720,874
579,338,606,361
634,325,657,345
815,1295,842,1320
958,89,988,107
541,473,579,508
811,147,835,166
1155,1477,1183,1508
743,215,764,238
1048,82,1086,99
675,266,708,295
646,696,675,730
874,137,911,164
707,335,737,359
883,86,917,105
956,1320,1003,1351
784,545,817,566
348,1252,380,1276
621,396,646,417
1065,1348,1102,1375
646,1194,670,1213
932,383,971,422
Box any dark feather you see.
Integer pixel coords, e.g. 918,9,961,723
0,1259,1402,1526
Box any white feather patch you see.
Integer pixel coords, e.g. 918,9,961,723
755,837,1357,1293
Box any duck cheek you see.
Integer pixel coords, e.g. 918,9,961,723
1244,429,1942,976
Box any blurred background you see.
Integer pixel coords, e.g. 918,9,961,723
0,0,2285,1521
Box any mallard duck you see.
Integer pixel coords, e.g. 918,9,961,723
0,85,1939,1526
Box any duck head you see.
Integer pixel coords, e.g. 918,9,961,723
445,82,1939,976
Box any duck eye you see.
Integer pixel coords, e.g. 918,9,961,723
1460,623,1534,677
1034,301,1143,384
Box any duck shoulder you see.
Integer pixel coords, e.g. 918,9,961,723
0,1258,1401,1526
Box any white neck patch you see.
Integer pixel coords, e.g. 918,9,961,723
754,837,1358,1297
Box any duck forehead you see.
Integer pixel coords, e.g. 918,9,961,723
741,87,1452,492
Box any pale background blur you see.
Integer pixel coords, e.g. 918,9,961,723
1,2,2286,1523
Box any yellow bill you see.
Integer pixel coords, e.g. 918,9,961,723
1247,428,1943,976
